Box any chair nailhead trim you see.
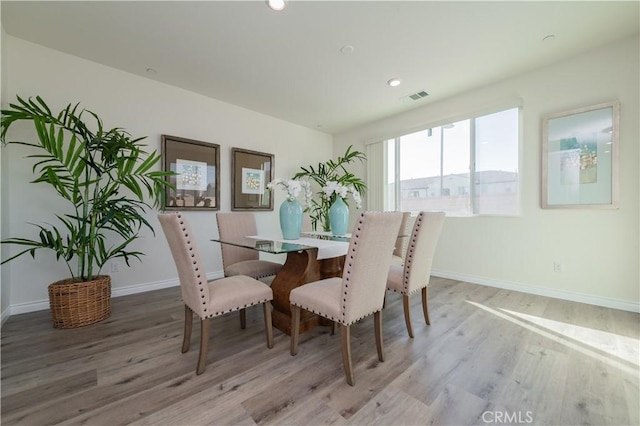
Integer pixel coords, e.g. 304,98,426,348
340,213,365,321
292,301,380,326
207,297,272,318
403,212,423,293
176,213,209,311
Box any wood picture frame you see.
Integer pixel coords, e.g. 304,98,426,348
231,147,274,211
161,135,220,210
541,101,619,209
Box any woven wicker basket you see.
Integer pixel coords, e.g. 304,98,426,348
48,275,111,328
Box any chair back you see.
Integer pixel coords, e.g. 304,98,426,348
340,211,403,324
402,211,445,294
393,211,411,257
216,212,260,270
302,213,313,232
158,212,209,318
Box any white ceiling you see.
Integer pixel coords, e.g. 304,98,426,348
2,1,639,134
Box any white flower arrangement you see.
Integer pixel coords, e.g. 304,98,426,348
267,178,312,206
322,181,362,209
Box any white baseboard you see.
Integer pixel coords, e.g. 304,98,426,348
432,270,640,313
3,270,638,326
2,271,225,323
1,307,11,327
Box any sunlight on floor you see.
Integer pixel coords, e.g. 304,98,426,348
467,300,640,377
501,307,639,366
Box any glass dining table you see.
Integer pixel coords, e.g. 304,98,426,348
211,234,350,335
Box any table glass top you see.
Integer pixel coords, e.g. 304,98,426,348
211,236,316,254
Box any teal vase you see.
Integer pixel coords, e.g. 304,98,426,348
279,199,303,240
329,197,349,235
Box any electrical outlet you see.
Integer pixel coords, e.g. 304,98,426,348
553,261,562,273
110,261,120,273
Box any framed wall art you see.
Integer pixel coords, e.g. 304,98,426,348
161,135,220,210
231,148,274,211
541,101,619,209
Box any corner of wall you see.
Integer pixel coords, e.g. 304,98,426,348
1,24,12,324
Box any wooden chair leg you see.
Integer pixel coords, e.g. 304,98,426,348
422,287,431,325
239,308,246,330
374,310,384,362
263,302,274,349
196,318,210,375
182,305,193,353
290,304,301,356
403,294,414,338
341,324,355,386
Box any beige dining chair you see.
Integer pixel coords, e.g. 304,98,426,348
386,211,445,338
289,211,403,386
158,212,274,375
391,211,411,266
216,212,282,328
216,212,283,279
302,213,312,233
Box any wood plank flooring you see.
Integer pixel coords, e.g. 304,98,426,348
2,277,638,425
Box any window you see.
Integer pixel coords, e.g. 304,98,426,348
384,107,519,216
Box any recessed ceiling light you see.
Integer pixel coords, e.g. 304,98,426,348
340,45,355,55
387,78,401,87
267,0,286,11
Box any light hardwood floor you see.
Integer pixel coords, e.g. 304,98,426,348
2,277,638,425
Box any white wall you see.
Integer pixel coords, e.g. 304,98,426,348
334,36,640,312
1,36,332,316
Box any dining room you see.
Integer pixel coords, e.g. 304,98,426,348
1,1,639,425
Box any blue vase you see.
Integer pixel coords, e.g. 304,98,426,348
329,197,349,235
279,199,303,240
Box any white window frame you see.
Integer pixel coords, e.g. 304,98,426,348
385,106,522,217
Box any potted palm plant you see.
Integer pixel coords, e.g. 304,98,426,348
1,96,174,328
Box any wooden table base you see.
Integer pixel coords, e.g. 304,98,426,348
270,249,344,335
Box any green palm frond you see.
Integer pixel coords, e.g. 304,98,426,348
1,96,176,281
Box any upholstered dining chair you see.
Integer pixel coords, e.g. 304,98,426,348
289,211,403,386
216,212,283,280
158,212,274,375
386,211,445,338
302,213,313,233
391,211,411,266
216,212,282,328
